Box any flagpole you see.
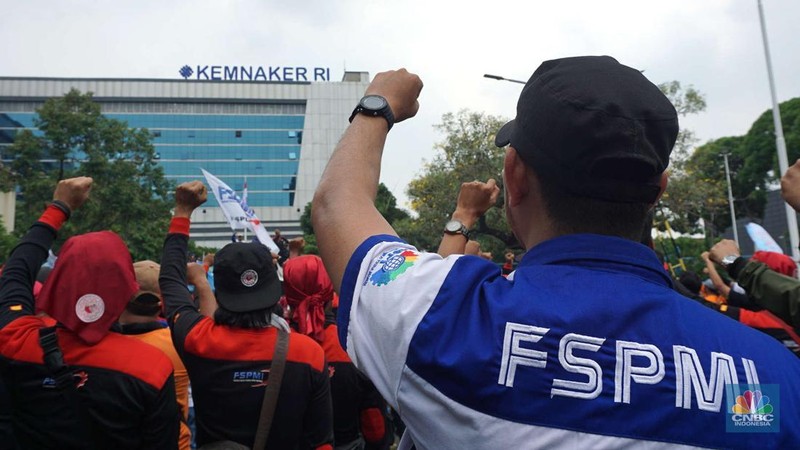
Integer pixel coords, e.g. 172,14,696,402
757,0,800,263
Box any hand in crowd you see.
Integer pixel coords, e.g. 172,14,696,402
364,69,423,123
455,179,500,223
53,176,93,212
186,262,207,286
781,158,800,212
708,239,741,265
174,181,207,217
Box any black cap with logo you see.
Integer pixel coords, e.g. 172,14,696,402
213,242,282,313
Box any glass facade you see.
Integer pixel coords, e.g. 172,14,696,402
0,101,306,207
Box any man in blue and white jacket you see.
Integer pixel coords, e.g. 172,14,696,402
312,56,800,449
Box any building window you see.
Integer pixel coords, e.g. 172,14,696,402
152,130,161,138
235,130,242,138
288,152,297,160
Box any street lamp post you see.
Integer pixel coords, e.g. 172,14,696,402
723,153,739,247
483,74,526,85
757,0,800,263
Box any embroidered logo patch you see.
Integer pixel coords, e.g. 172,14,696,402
75,294,105,323
241,269,258,287
367,248,418,286
232,369,269,388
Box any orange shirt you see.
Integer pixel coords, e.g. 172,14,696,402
129,326,191,450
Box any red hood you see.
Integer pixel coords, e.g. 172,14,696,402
751,251,797,277
37,231,139,345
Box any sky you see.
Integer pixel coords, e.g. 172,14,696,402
2,0,798,210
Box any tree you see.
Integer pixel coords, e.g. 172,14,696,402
401,110,511,258
661,97,800,236
653,82,711,234
0,217,18,264
301,182,409,255
6,89,173,261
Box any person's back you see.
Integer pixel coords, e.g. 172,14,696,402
283,255,390,449
160,182,333,449
354,235,800,447
311,57,800,448
118,260,192,450
0,177,179,449
2,324,178,448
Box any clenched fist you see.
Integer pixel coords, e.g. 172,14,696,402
174,181,207,217
53,177,93,212
365,69,423,123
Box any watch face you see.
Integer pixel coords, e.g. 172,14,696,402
361,95,387,110
722,255,738,265
445,220,463,233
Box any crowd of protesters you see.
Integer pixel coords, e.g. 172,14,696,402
2,55,800,449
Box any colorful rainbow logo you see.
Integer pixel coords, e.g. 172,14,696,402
369,249,418,286
731,390,773,414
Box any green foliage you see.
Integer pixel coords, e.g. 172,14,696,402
6,89,173,261
0,217,18,264
300,182,407,255
299,202,319,255
402,110,510,258
661,97,800,235
654,82,711,234
654,235,709,275
658,81,708,174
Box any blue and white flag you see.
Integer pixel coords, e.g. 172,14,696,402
201,169,279,254
745,222,784,254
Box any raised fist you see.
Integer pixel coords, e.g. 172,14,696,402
53,176,93,212
365,69,423,123
174,181,207,216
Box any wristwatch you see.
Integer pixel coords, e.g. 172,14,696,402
720,254,739,268
349,95,395,131
444,220,470,240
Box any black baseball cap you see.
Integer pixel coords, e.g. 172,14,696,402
495,55,679,203
213,242,282,313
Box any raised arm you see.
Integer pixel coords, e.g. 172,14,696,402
187,262,217,318
437,179,500,258
0,177,92,329
701,251,731,298
160,181,208,323
313,69,423,292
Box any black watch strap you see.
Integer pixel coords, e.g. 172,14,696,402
349,96,394,131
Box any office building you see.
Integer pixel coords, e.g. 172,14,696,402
0,70,369,247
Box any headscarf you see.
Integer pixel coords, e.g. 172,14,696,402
282,255,333,343
37,231,139,345
751,251,797,278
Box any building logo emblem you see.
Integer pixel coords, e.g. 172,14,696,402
179,65,194,79
367,248,418,286
726,385,779,433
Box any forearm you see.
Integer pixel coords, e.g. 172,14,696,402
704,260,731,297
437,209,479,258
735,260,800,330
194,279,217,318
159,218,197,321
313,116,396,292
0,205,66,328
